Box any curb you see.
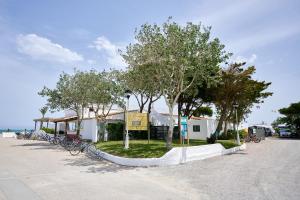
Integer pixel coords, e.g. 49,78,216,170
91,143,247,167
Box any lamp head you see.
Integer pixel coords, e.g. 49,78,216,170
124,89,132,99
233,102,239,108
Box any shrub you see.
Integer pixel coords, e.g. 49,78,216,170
106,122,124,141
218,130,235,140
207,133,216,144
218,129,247,140
41,127,55,134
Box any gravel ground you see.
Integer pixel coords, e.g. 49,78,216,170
0,137,299,200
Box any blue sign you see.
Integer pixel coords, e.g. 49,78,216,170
181,116,188,137
181,116,188,125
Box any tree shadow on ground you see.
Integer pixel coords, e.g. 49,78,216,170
63,154,136,174
12,142,64,151
12,140,136,174
224,151,248,156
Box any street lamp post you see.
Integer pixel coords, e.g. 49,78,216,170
233,102,241,145
124,90,131,149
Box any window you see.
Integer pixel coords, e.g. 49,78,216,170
132,121,141,126
193,125,200,132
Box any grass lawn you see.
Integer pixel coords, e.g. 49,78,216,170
95,139,238,158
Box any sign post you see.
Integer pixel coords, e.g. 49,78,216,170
180,116,188,145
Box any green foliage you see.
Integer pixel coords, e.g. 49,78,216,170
120,64,161,113
95,139,237,158
193,106,213,117
271,117,285,128
106,122,124,141
39,106,48,118
214,63,272,132
39,70,92,135
41,127,55,134
218,129,247,140
278,102,300,134
87,70,124,120
39,69,124,135
122,18,229,149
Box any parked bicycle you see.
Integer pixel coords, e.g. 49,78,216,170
69,140,96,156
244,134,261,143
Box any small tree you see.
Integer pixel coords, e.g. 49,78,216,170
39,70,91,136
87,70,124,141
39,106,48,129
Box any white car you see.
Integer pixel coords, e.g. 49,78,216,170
279,128,291,137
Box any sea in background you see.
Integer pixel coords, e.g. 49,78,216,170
0,128,33,134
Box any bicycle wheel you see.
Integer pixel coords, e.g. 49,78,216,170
245,136,251,143
254,137,261,143
69,145,81,156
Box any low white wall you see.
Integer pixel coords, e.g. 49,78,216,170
1,132,17,138
92,143,246,167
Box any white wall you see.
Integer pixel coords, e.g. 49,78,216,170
188,119,209,140
80,118,98,142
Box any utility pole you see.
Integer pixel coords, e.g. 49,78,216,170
233,102,240,145
124,90,131,149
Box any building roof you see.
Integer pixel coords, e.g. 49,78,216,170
33,117,53,122
51,116,78,123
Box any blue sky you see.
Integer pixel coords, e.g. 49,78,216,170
0,0,300,129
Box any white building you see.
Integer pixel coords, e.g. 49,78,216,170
34,107,223,142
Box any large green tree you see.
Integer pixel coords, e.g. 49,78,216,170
122,18,229,149
214,62,272,135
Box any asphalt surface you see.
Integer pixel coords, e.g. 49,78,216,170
0,137,299,200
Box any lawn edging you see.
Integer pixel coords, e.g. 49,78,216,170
93,142,247,167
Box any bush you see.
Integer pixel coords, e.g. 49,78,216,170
207,133,216,144
218,129,247,140
129,131,148,139
58,130,65,135
41,127,55,134
106,122,124,141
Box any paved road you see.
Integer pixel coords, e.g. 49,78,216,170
0,137,299,200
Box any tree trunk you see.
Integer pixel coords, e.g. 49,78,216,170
224,120,228,136
178,101,182,144
76,118,81,136
166,104,174,150
216,109,227,133
148,97,153,114
139,104,144,113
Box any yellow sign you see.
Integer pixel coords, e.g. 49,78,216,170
127,112,148,131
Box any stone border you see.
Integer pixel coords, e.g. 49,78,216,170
91,143,247,167
1,132,17,138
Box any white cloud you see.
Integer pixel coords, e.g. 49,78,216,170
228,25,300,53
234,54,257,64
90,36,126,67
16,34,84,63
